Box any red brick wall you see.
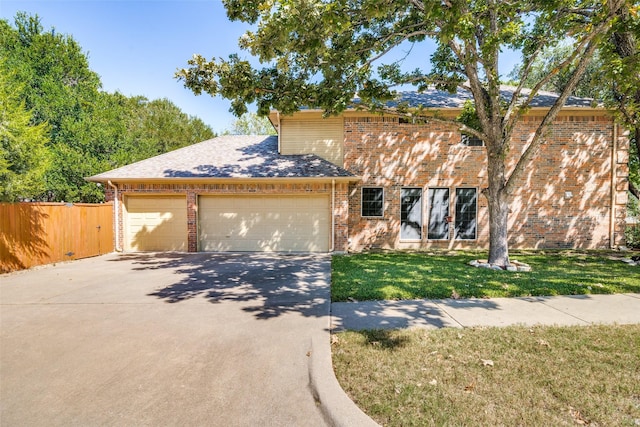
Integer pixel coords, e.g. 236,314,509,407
104,182,347,252
343,114,628,251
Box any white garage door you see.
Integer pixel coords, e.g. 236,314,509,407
124,196,187,251
198,195,330,252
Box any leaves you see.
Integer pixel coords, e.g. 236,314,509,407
1,13,215,202
0,65,50,201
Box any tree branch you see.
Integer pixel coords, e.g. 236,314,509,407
505,37,602,194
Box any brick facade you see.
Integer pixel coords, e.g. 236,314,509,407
343,114,628,251
102,112,628,253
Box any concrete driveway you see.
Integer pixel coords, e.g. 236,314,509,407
1,253,331,426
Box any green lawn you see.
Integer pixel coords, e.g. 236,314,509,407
333,325,640,427
331,251,640,302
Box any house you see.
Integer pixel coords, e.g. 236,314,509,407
87,87,629,253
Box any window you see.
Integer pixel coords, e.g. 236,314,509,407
455,188,477,240
361,187,384,217
461,134,484,147
400,188,422,240
427,188,450,239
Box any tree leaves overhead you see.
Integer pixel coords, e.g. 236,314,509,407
179,0,630,120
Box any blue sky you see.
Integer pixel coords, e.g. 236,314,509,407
1,1,522,134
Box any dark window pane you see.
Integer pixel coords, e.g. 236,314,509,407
362,187,383,217
455,188,477,240
401,188,422,240
461,134,484,146
428,188,449,239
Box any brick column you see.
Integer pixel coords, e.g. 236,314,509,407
615,128,630,247
334,182,350,252
187,191,198,252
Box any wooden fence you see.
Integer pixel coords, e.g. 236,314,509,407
1,202,114,273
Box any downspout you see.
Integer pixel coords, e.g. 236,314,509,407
107,180,122,252
331,179,335,252
610,123,618,249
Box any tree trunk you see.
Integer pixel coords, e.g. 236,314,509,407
487,190,510,267
486,147,510,267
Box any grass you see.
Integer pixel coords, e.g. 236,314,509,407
331,251,640,302
332,325,640,427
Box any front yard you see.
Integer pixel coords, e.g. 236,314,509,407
332,251,640,302
332,325,640,426
331,251,640,426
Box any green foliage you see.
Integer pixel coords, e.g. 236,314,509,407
1,13,215,202
178,0,629,119
0,66,50,201
626,194,640,248
126,97,215,155
223,112,276,135
509,42,606,99
626,225,640,248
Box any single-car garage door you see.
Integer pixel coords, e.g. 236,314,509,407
124,196,187,251
198,195,330,252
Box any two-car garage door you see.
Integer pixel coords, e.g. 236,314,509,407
198,195,330,252
124,195,330,252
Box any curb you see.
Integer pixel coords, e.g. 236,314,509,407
309,335,380,427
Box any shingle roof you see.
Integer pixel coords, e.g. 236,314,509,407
87,135,355,181
362,86,597,109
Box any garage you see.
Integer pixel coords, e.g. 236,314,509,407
124,196,187,251
198,195,330,252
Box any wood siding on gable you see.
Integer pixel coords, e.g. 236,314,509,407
279,114,344,166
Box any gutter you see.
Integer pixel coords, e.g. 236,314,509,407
85,176,360,185
610,123,618,249
107,180,123,252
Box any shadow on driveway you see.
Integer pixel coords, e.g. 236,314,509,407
109,252,330,320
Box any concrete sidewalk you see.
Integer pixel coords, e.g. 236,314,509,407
331,293,640,331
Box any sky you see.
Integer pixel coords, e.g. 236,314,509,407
1,1,522,134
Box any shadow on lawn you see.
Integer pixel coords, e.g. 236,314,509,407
108,252,330,320
355,329,412,350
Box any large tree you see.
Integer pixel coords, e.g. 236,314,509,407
179,0,633,265
0,67,50,202
1,13,216,202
